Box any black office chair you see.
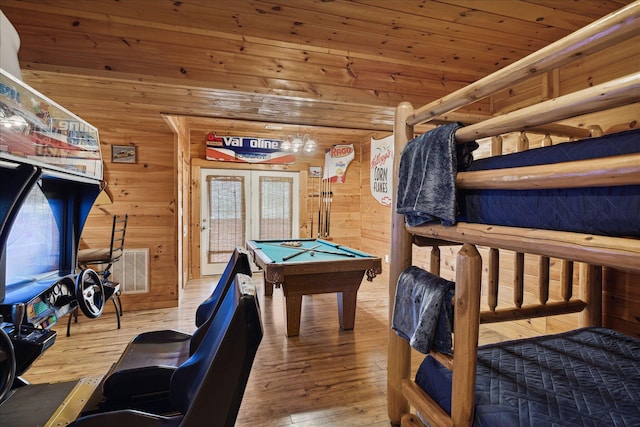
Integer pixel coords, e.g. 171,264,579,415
96,248,252,404
75,214,128,332
69,273,263,427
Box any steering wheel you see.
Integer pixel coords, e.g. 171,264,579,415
76,268,105,318
0,328,16,404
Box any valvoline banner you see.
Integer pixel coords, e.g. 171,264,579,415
205,132,296,164
323,144,354,183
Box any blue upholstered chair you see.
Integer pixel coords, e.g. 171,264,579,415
98,248,252,403
69,272,262,427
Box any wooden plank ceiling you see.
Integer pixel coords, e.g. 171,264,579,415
0,0,632,134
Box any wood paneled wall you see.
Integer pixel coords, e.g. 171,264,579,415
603,269,640,338
76,111,179,311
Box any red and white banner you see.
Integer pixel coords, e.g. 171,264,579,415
370,135,393,207
205,132,296,164
323,144,354,183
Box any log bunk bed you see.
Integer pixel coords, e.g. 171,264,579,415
387,2,640,427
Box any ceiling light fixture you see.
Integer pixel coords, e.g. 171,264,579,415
291,134,304,152
281,137,292,151
303,134,317,152
280,133,317,153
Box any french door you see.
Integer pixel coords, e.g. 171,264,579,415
200,168,299,275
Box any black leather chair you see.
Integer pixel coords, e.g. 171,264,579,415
99,248,252,402
69,272,262,427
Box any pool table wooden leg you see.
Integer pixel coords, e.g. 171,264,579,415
264,281,274,296
284,294,302,336
337,290,357,330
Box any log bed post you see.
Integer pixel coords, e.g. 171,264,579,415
560,260,574,301
451,244,483,427
487,248,499,312
514,252,525,309
388,101,415,425
579,263,603,327
431,245,441,277
539,256,550,305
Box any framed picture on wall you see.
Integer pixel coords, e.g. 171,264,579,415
309,166,322,178
111,145,136,163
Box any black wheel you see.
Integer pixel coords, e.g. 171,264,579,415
0,328,16,404
76,268,105,318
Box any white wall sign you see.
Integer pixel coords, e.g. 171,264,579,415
323,144,354,183
370,135,394,207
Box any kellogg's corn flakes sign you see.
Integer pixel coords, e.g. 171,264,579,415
370,135,393,207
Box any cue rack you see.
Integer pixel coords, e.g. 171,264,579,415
309,167,332,238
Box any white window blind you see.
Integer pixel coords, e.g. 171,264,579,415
259,176,294,239
207,175,246,264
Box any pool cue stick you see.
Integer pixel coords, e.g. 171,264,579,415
321,178,326,237
320,179,324,237
260,242,309,249
323,178,327,237
310,174,314,238
327,180,331,237
324,179,330,237
320,180,324,237
280,244,354,258
282,244,321,261
306,247,355,257
258,242,305,249
257,242,318,251
317,177,322,238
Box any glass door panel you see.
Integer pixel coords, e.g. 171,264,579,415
255,173,297,239
200,169,250,275
200,169,299,275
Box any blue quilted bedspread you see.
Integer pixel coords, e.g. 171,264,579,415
458,128,640,236
415,327,640,427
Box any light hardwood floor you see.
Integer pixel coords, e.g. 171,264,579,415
22,272,539,426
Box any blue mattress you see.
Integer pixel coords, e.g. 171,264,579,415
415,327,640,427
457,128,640,236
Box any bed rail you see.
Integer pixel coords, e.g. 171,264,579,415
426,112,594,140
454,73,639,142
407,223,640,275
457,153,640,190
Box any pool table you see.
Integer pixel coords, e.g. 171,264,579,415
245,239,382,337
